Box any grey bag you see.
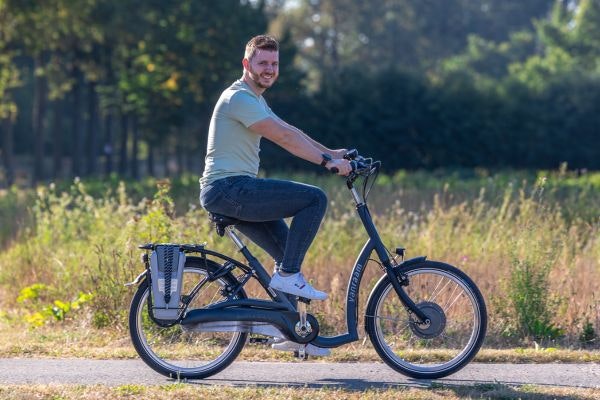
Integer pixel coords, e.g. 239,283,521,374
149,245,186,320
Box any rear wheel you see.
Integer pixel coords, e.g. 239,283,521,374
365,260,486,379
129,257,247,379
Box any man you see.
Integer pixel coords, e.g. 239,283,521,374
200,35,352,356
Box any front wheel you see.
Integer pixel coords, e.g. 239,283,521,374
365,260,487,379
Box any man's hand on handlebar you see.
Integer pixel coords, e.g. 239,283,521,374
326,158,353,176
330,148,349,159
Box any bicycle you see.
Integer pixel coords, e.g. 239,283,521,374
127,150,487,380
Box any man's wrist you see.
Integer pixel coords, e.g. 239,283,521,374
320,153,332,167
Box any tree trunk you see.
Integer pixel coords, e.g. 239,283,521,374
131,115,139,179
32,55,48,184
329,7,340,72
72,68,84,177
2,114,15,186
147,141,155,176
103,112,114,176
102,44,116,177
197,115,209,175
162,144,170,177
52,99,63,180
185,140,194,174
118,112,128,176
176,142,183,177
86,82,99,176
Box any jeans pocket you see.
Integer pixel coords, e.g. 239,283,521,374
200,185,219,209
200,184,242,217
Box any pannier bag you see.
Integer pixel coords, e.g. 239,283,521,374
149,245,186,320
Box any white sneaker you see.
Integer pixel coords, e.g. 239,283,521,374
269,272,328,300
271,339,331,357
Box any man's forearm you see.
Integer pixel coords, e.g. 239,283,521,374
299,131,331,154
275,116,331,154
250,117,324,165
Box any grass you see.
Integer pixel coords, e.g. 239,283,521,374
0,383,599,400
0,168,599,350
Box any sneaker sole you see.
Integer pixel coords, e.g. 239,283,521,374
268,284,327,300
272,343,331,357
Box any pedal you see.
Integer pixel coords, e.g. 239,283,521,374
298,297,311,304
294,347,308,360
249,337,270,345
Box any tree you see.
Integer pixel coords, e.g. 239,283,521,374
271,0,555,84
0,0,20,186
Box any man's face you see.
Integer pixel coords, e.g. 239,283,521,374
245,49,279,90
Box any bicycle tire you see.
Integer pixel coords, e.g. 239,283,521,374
129,256,248,379
365,260,487,379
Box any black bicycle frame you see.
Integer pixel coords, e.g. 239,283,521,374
313,200,429,347
180,172,430,347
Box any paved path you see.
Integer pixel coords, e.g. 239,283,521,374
0,359,599,389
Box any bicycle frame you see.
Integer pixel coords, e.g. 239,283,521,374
178,173,430,348
312,184,429,347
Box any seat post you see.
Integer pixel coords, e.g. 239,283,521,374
226,226,245,250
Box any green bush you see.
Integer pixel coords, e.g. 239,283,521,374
508,257,564,341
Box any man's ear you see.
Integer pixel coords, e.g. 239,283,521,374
242,58,249,71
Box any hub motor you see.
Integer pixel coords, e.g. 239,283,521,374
410,301,446,339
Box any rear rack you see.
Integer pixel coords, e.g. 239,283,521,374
138,243,207,253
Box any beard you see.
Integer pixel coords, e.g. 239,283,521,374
247,65,277,89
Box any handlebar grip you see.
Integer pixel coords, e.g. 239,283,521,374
344,149,358,160
330,160,357,175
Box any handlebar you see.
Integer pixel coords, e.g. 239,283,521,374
329,149,379,178
343,149,359,161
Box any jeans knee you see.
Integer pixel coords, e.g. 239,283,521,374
312,187,328,211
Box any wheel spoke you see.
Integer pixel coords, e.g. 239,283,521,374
427,276,445,303
428,277,452,303
441,283,460,311
370,314,407,324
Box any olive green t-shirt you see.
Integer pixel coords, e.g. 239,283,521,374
200,79,276,188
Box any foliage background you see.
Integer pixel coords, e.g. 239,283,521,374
0,0,599,185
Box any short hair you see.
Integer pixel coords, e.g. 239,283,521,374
244,35,279,60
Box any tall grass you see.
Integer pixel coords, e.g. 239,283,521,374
0,168,598,347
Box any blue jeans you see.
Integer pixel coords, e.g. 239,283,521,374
199,176,327,274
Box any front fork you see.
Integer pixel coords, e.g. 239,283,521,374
355,202,431,325
379,247,433,325
384,261,431,325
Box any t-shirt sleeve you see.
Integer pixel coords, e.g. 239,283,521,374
229,91,271,128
